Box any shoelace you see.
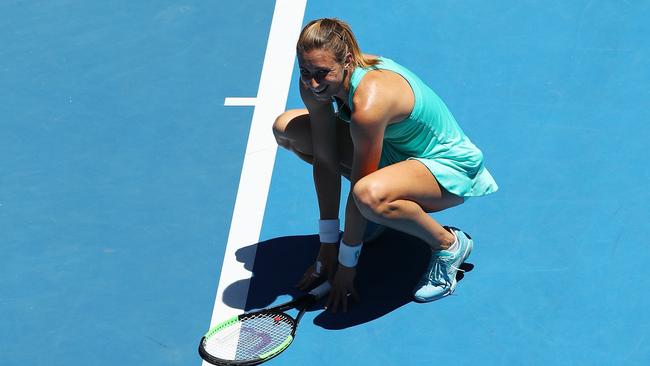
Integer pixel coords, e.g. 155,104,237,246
427,254,466,287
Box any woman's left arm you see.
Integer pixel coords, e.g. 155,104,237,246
326,79,394,312
342,107,387,243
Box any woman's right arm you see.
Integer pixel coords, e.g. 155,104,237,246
295,82,342,290
299,82,341,224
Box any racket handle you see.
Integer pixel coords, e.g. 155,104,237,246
308,281,331,300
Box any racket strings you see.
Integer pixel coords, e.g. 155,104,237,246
203,313,295,361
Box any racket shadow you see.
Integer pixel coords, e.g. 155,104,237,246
220,230,475,330
221,235,320,312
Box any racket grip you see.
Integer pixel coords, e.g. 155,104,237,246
308,281,331,300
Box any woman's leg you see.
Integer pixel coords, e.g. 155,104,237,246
352,159,472,302
272,109,353,177
274,112,460,249
273,110,388,242
351,159,464,250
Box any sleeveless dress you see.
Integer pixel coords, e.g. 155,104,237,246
335,57,498,197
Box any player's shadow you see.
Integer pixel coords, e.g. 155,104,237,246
220,229,474,330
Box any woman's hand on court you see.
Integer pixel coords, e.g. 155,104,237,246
296,243,338,291
326,265,359,313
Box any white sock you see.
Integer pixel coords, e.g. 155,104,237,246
446,230,459,252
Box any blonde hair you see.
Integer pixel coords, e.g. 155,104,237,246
296,18,379,68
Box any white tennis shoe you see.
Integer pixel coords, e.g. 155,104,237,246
413,227,473,302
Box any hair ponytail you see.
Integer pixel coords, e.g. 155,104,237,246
296,18,379,68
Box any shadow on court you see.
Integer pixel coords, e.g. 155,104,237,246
221,230,474,330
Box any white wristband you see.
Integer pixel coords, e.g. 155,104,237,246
338,239,363,267
319,219,340,243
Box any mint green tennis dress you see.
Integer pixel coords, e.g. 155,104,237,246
335,57,498,198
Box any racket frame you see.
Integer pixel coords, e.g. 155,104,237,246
199,284,328,366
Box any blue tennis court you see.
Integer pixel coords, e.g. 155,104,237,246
2,1,649,365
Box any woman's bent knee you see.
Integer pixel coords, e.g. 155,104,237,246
272,113,289,143
272,109,308,148
352,177,389,219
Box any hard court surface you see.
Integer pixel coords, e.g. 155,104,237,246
2,1,649,365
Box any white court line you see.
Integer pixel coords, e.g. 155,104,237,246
202,1,306,362
224,97,257,106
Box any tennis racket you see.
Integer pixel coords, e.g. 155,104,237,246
199,281,331,365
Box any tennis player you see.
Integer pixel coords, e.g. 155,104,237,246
273,18,498,312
